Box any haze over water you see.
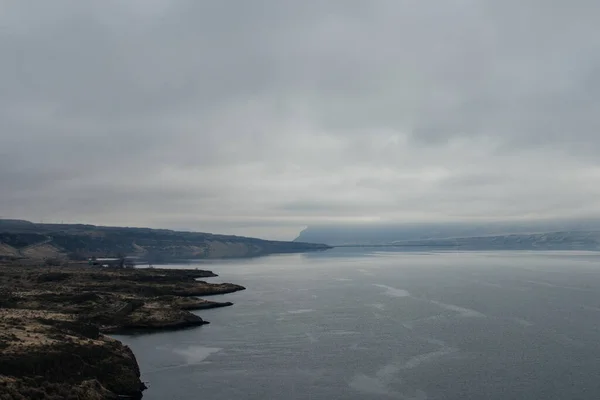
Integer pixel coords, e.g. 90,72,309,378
116,250,600,399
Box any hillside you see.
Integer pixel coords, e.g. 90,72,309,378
320,231,600,251
386,231,600,250
296,218,600,247
0,220,330,262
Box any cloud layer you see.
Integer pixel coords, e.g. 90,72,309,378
2,0,600,239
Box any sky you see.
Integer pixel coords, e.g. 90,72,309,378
1,0,600,240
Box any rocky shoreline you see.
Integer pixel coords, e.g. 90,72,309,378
0,263,245,399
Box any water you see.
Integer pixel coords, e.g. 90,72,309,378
115,249,600,399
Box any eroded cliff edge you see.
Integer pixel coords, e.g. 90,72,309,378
0,264,245,399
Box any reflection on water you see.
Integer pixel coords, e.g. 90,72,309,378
116,250,600,400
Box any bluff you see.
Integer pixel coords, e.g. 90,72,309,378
0,219,330,262
0,263,246,399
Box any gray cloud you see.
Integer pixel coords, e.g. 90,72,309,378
1,0,600,239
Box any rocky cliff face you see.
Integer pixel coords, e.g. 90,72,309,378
0,310,145,399
0,264,246,399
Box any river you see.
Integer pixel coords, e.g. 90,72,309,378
115,249,600,399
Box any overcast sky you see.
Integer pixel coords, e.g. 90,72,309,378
1,0,600,240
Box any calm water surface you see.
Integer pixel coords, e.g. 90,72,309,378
115,250,600,399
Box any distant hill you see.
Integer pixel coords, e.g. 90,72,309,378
295,219,600,250
0,219,36,230
382,231,600,251
0,219,330,262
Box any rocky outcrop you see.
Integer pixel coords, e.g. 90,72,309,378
0,310,145,399
0,376,118,400
0,263,245,398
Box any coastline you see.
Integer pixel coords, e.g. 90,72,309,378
0,263,244,399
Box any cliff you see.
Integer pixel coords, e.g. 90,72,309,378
0,311,145,399
0,263,245,399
